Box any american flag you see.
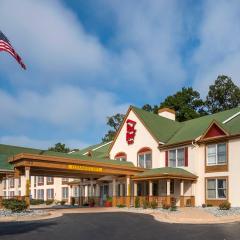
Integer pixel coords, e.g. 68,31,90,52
0,30,26,70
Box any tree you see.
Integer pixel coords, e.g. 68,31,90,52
206,75,240,114
48,142,70,153
102,113,125,142
159,87,206,121
142,104,159,114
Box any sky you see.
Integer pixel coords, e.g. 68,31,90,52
0,0,240,149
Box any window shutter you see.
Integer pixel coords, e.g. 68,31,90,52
184,147,188,167
165,151,168,167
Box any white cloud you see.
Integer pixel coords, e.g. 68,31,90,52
0,86,129,131
0,0,187,96
192,0,240,94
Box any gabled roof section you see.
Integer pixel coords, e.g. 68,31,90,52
164,107,240,147
131,106,182,143
70,141,112,159
201,120,229,140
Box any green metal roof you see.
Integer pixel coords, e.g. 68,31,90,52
0,142,134,172
131,106,240,146
134,167,197,179
132,106,182,143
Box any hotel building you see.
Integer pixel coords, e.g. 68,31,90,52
1,105,240,207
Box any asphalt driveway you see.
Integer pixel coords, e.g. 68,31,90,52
0,212,240,240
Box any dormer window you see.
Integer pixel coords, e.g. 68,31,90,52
137,147,152,169
207,143,227,166
114,152,127,162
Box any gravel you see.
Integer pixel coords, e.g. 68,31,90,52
119,207,181,215
0,209,47,217
203,207,240,217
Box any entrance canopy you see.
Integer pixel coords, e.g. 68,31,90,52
8,152,143,178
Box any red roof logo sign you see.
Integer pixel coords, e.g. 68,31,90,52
126,119,136,144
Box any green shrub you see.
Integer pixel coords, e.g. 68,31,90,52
30,199,45,205
117,204,126,208
134,196,140,208
2,199,27,212
207,204,213,207
150,200,158,209
60,200,66,206
162,203,171,210
46,200,54,205
142,199,149,209
202,203,207,208
219,201,231,210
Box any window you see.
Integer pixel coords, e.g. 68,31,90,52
207,143,227,165
9,178,15,188
207,178,227,199
47,189,54,200
34,176,37,187
168,148,185,167
9,191,15,197
62,187,69,199
34,189,36,199
47,177,54,185
138,148,152,168
62,178,69,184
37,189,44,200
18,191,21,196
18,177,21,187
114,152,127,161
38,176,44,186
73,187,80,197
3,179,6,189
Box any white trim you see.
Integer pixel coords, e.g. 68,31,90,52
83,141,113,155
159,141,165,145
222,111,240,124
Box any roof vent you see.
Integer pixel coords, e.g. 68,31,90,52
158,108,176,121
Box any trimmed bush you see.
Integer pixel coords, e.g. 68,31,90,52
142,199,149,209
117,204,126,208
30,199,45,205
150,200,158,209
2,199,27,212
202,203,207,208
219,201,231,210
162,203,171,210
46,200,54,205
134,196,140,208
60,200,66,206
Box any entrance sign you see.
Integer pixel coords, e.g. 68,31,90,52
126,119,136,145
68,165,103,173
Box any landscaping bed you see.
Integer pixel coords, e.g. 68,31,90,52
0,209,48,218
203,207,240,217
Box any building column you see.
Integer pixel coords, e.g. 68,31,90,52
90,178,94,197
191,181,196,207
120,183,123,197
25,167,30,207
14,169,20,198
126,176,131,208
134,182,138,197
166,179,171,205
112,178,117,207
180,180,184,207
149,181,153,197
